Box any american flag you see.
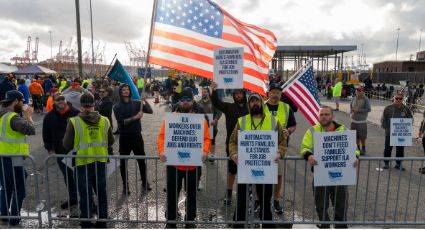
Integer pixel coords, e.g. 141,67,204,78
282,65,321,125
149,0,277,95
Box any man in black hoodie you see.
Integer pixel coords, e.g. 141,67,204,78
42,93,80,209
210,82,248,205
113,84,153,194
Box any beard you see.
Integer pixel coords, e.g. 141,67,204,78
13,103,23,113
180,105,192,113
250,105,262,115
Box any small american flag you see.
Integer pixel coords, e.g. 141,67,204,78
282,65,321,125
149,0,277,95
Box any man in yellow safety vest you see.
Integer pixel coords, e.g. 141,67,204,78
63,92,114,228
264,82,297,215
0,90,35,226
229,93,288,228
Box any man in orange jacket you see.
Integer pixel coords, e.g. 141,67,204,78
158,89,211,229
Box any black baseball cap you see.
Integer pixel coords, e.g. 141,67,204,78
1,90,24,103
268,83,282,91
80,93,95,107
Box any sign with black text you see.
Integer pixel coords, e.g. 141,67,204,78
164,113,205,166
213,47,244,89
313,131,357,186
237,130,278,184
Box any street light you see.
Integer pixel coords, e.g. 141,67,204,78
396,28,400,61
48,30,52,60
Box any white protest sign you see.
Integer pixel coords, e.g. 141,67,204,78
164,113,205,166
313,130,357,187
213,47,244,89
390,118,413,146
206,114,214,139
237,130,278,184
61,154,120,178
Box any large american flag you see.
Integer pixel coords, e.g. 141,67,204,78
282,65,321,125
149,0,277,95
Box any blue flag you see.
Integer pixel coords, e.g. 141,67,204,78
108,59,140,100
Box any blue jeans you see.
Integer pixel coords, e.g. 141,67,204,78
0,157,27,226
56,158,78,202
76,162,107,228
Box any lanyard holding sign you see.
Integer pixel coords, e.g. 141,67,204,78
313,130,357,187
164,113,205,166
237,130,278,184
390,118,413,146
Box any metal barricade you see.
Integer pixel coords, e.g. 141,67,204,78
41,154,425,228
0,154,42,228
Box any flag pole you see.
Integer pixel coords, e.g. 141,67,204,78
281,59,312,90
103,53,117,78
141,0,159,101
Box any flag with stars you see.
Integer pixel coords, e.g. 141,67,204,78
282,65,321,125
149,0,277,95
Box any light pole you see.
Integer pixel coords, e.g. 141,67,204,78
419,28,423,52
48,30,52,60
75,0,83,78
89,0,95,75
396,28,400,61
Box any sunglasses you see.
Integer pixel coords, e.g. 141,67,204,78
99,91,106,93
179,97,193,102
395,98,403,101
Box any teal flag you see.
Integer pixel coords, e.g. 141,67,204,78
108,59,140,100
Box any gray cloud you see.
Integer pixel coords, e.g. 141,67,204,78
0,0,424,64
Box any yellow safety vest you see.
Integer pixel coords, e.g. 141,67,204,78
238,114,277,131
59,80,67,93
264,101,290,128
300,123,360,157
0,112,29,155
175,80,183,93
70,116,110,166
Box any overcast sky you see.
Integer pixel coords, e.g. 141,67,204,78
0,0,424,67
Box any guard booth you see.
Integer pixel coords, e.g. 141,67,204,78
271,45,357,84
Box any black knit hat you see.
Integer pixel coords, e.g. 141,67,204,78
80,93,95,107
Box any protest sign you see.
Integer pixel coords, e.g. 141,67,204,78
390,118,413,146
206,114,214,139
237,130,278,184
213,47,244,89
313,130,357,186
164,113,205,166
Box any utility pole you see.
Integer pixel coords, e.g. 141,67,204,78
396,28,400,61
75,0,83,78
48,30,52,59
89,0,95,75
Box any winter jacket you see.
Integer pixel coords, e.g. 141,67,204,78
0,78,16,101
211,90,248,145
42,104,80,154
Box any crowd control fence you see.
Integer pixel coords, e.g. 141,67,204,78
1,154,425,228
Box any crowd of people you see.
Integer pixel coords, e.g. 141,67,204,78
0,71,424,229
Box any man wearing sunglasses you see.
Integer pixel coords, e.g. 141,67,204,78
381,92,413,171
0,90,35,226
43,93,80,209
158,89,211,228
